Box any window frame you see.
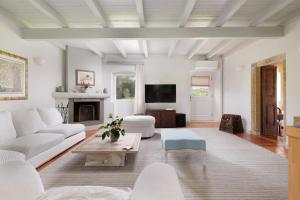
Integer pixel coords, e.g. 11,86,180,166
191,86,210,97
190,75,211,97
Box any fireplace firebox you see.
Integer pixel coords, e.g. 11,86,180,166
68,98,104,126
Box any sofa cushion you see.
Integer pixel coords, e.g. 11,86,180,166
38,108,63,127
38,124,85,138
0,133,64,159
0,111,17,144
0,150,25,165
13,109,47,137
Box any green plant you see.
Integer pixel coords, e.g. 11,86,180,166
99,113,125,142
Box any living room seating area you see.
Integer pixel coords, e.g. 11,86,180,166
0,108,85,167
2,0,300,199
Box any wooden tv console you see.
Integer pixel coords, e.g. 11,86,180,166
146,109,176,128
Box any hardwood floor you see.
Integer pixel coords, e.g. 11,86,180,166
37,122,287,171
236,132,288,158
186,121,220,128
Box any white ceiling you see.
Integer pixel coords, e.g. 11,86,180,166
0,0,299,59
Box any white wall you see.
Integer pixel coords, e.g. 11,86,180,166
144,55,195,121
67,46,103,93
223,18,300,131
102,55,222,122
0,20,64,111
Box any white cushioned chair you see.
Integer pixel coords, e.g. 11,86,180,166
123,115,156,138
0,150,184,200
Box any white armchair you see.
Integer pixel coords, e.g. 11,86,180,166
0,150,184,200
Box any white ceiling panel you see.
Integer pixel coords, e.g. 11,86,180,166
232,0,274,21
267,2,300,23
197,39,224,54
0,0,293,57
190,0,230,24
174,39,198,55
118,40,140,54
97,0,138,27
144,0,186,25
148,39,170,54
0,0,56,27
46,0,100,27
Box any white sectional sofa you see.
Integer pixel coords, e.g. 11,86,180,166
0,108,86,168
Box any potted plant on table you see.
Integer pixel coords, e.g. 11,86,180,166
99,113,125,143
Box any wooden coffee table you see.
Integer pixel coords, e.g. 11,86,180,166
73,133,141,166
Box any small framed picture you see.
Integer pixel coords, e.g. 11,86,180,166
0,50,28,100
75,70,95,86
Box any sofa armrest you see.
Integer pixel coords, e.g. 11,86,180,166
131,162,184,200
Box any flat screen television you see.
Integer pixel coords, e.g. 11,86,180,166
145,84,176,103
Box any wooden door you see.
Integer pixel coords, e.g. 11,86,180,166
261,65,278,138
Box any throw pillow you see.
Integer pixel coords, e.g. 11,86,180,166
13,109,47,137
38,108,63,127
0,111,17,145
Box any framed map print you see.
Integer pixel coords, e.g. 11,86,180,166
0,50,28,100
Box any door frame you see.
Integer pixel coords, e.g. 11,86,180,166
251,54,286,136
190,74,214,121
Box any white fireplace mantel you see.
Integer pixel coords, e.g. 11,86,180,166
52,92,110,99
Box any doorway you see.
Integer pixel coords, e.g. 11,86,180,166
190,75,214,121
251,54,286,139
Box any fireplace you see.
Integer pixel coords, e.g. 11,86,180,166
68,98,104,126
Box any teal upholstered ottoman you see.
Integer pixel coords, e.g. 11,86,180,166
161,129,206,165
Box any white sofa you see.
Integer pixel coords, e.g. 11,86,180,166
0,108,86,168
0,150,184,200
123,115,156,138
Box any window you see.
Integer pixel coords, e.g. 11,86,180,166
115,75,135,100
192,86,209,96
191,76,210,97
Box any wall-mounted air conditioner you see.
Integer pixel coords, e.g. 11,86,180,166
194,60,219,71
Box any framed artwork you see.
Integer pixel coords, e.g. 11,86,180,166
0,50,28,100
75,70,95,86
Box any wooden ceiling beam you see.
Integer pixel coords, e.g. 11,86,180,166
168,40,179,57
206,40,232,58
138,40,148,57
22,27,283,39
212,0,247,27
187,40,208,59
83,0,108,27
112,40,127,58
135,0,145,27
249,0,294,26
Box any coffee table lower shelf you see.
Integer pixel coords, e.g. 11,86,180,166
85,152,127,166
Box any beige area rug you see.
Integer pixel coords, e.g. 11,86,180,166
40,128,288,200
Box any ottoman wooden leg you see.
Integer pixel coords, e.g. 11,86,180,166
202,150,207,169
164,150,168,163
